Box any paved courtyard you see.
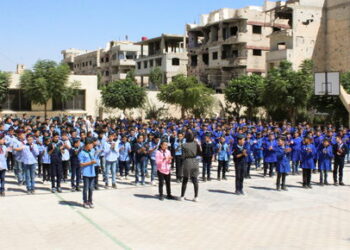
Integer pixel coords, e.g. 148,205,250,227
1,164,350,250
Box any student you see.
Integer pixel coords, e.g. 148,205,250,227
92,138,102,190
41,137,51,184
22,135,40,194
252,132,263,169
290,132,302,175
134,134,148,186
61,132,71,183
78,139,96,209
201,134,215,181
155,141,174,200
263,133,278,177
13,130,26,185
244,133,254,179
118,135,131,180
148,134,160,186
0,134,8,196
217,136,229,181
333,135,347,186
233,135,247,195
174,132,186,183
48,132,64,193
317,138,333,186
276,137,291,191
103,133,119,189
301,136,316,189
70,139,81,191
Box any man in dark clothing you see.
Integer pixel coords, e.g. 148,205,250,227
201,134,215,181
333,135,347,186
233,135,247,195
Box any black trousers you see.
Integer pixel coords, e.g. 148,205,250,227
202,158,212,179
37,155,42,175
51,161,62,188
302,168,312,186
235,162,245,192
264,162,276,177
320,170,328,183
42,163,51,182
94,166,100,187
245,162,252,178
62,160,70,181
175,156,184,180
333,157,345,183
181,177,198,198
157,171,171,197
119,160,130,177
276,172,286,188
6,152,14,171
218,160,228,179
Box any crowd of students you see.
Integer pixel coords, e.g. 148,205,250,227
0,115,348,208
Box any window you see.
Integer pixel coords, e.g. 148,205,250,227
191,55,198,67
172,58,180,66
118,52,125,60
105,71,109,76
101,58,104,63
232,50,239,58
89,61,92,66
105,57,109,63
230,26,238,36
156,58,162,67
144,61,148,68
253,49,262,56
126,51,137,60
202,53,209,65
1,89,31,111
277,42,287,50
137,62,141,70
212,52,218,60
53,90,86,111
150,60,154,67
253,25,262,34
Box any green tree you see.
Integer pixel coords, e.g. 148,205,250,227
262,60,313,123
126,69,136,82
149,67,163,89
101,78,146,115
0,71,10,109
20,60,80,119
157,74,214,118
225,74,265,120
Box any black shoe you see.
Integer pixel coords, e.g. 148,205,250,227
276,186,281,191
235,191,241,195
282,186,288,191
166,195,175,200
208,177,212,181
57,188,62,193
324,181,329,185
202,177,207,182
320,182,324,186
339,182,345,186
240,191,245,195
95,186,99,190
308,185,312,189
112,183,117,189
218,178,221,181
302,184,308,189
31,190,35,194
76,187,81,191
223,177,227,180
159,195,164,201
334,182,339,186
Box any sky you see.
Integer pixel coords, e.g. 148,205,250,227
0,0,266,71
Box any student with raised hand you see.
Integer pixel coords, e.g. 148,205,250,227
22,134,40,194
78,139,96,209
275,137,291,191
0,134,9,196
317,138,333,186
155,140,174,201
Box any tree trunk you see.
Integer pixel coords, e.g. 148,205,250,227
181,107,186,119
44,103,47,120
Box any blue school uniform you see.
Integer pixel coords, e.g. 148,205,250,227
301,144,316,169
317,145,333,171
290,137,302,162
276,145,291,173
78,150,96,177
263,140,278,163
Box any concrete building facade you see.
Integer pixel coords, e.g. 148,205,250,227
135,34,188,87
62,41,143,86
186,2,283,92
266,0,326,71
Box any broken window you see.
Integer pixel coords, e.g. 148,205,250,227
253,25,262,34
137,62,141,70
277,42,287,50
273,27,281,32
232,50,239,58
150,60,154,67
106,57,109,63
253,49,262,56
212,52,218,60
144,61,148,68
191,55,197,67
156,58,162,67
105,70,109,76
230,26,238,36
172,58,180,66
126,51,137,60
203,53,209,65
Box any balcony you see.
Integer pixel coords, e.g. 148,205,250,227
266,49,293,62
111,73,128,81
223,32,249,45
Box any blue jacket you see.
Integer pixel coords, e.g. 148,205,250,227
276,146,291,173
317,145,333,171
263,140,278,163
78,150,96,177
301,144,316,169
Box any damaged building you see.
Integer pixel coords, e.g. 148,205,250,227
266,0,325,71
186,2,283,92
135,34,188,88
62,41,142,87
